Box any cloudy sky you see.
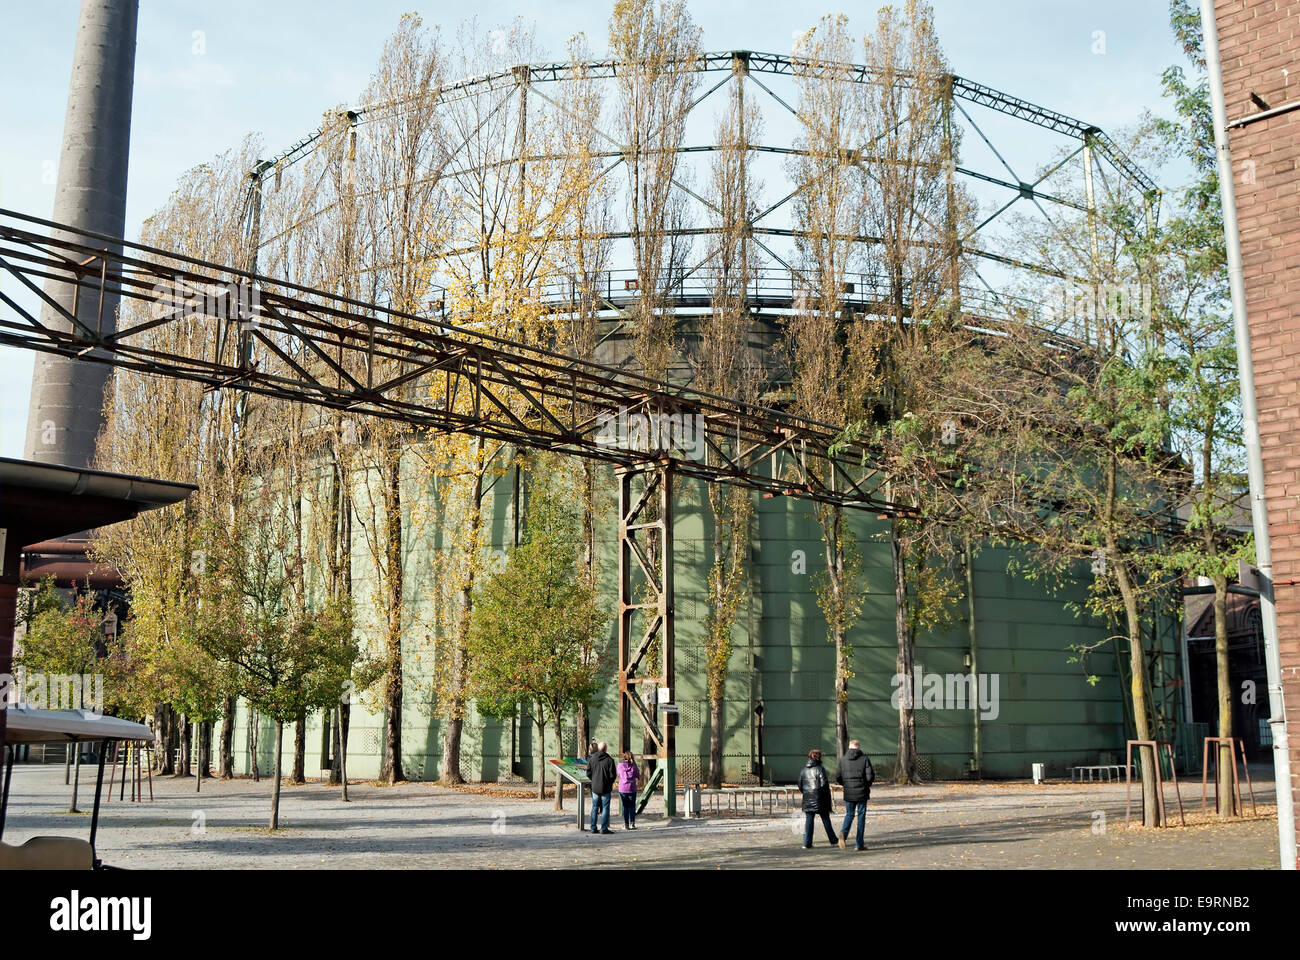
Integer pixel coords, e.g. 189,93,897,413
0,0,1190,460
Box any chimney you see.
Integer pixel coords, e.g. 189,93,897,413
24,0,139,468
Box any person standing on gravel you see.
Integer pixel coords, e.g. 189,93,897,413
798,748,839,849
835,739,874,851
616,750,641,830
587,741,617,835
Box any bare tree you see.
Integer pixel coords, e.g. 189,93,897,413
609,0,701,382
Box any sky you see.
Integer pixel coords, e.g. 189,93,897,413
0,0,1191,460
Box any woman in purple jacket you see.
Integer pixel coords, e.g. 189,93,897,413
616,751,641,830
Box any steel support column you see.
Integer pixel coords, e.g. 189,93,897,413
1081,134,1101,347
617,463,675,817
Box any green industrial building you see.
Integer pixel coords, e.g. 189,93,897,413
214,463,1184,786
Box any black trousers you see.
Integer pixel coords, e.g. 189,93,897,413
804,811,838,845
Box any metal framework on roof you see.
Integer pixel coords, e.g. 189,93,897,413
241,49,1158,338
251,50,1157,195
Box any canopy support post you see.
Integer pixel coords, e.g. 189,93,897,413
88,737,109,865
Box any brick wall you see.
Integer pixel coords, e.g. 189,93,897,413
1215,0,1300,868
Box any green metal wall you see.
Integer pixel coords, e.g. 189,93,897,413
217,458,1150,785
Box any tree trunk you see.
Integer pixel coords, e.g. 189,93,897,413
440,451,485,787
1114,559,1160,826
319,707,331,773
438,582,473,788
641,686,657,781
708,696,724,789
438,624,468,787
577,703,590,760
441,714,463,786
333,450,353,799
893,530,919,784
329,707,341,786
577,461,595,761
248,705,260,782
533,714,545,802
201,721,213,778
332,702,350,797
817,504,853,764
154,705,174,775
292,709,306,784
177,714,191,779
219,695,236,779
835,628,849,760
338,703,350,801
381,451,404,786
706,505,728,789
270,719,284,830
551,709,562,807
1213,575,1236,816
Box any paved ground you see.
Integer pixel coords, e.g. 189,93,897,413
1,764,1279,869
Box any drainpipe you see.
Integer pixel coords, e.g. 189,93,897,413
1201,0,1296,871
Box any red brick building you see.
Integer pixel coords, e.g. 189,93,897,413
1214,0,1300,869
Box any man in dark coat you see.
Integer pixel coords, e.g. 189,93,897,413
587,741,617,834
835,739,874,851
797,748,839,849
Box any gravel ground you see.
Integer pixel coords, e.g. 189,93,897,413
1,764,1279,869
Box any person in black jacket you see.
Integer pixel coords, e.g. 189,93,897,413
587,742,617,834
797,748,839,849
835,739,874,851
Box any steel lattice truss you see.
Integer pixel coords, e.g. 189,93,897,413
0,208,901,514
244,48,1158,324
255,50,1158,197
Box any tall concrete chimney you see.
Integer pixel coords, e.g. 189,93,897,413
24,0,139,468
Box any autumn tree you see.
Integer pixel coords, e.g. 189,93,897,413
466,454,605,804
92,139,258,777
856,0,972,784
553,31,616,751
197,485,357,829
903,160,1179,824
426,17,559,785
15,580,104,812
1142,0,1250,816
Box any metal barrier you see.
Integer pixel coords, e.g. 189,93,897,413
11,743,94,764
675,784,803,818
531,268,1049,328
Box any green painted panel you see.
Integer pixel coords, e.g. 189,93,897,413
226,454,1169,784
